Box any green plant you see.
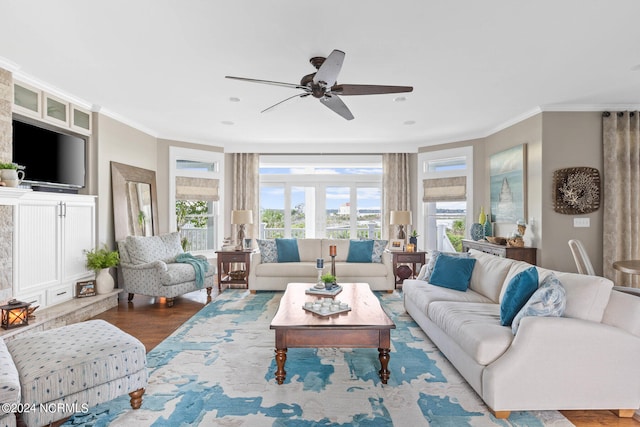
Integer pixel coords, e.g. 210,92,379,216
410,229,419,238
85,244,120,271
321,273,337,284
0,162,24,170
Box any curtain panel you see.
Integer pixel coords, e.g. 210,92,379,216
382,153,411,240
603,111,640,287
231,153,260,241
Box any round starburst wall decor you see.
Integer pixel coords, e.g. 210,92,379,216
553,167,601,214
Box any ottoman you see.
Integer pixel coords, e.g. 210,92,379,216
5,320,147,426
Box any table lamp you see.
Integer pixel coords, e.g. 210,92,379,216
390,210,411,240
231,210,253,250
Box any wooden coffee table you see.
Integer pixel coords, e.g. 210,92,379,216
270,282,396,384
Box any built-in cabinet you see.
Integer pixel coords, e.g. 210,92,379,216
13,81,92,134
13,192,96,308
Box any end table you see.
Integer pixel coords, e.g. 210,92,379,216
390,251,427,288
215,250,252,290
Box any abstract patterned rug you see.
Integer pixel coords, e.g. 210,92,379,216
63,290,572,426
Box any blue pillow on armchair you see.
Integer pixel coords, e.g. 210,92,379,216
275,238,300,263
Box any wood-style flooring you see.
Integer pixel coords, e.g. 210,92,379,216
90,285,640,427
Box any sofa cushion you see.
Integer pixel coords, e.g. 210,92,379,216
428,301,514,366
402,280,493,318
256,239,278,263
429,254,476,291
254,262,317,277
347,240,374,263
296,239,322,262
126,232,184,265
372,240,388,263
511,272,566,334
276,238,300,263
159,262,215,286
500,266,538,326
334,261,388,277
468,249,515,303
419,250,471,282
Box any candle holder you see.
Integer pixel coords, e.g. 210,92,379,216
331,255,336,277
1,299,30,330
316,267,324,286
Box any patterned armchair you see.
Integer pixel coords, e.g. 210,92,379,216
118,232,214,307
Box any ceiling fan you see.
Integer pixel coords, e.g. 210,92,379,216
225,49,413,120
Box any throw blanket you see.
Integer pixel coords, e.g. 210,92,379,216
175,253,209,288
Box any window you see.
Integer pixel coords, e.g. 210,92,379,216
418,147,473,252
169,147,225,254
259,155,382,239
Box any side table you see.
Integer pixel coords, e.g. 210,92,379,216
215,250,252,290
390,251,427,288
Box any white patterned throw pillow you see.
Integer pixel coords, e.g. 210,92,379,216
372,240,388,263
256,239,278,263
511,273,567,335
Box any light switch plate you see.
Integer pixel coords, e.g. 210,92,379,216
573,218,590,227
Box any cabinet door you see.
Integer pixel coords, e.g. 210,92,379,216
62,201,96,282
43,93,69,126
13,82,42,118
71,105,92,134
15,200,62,296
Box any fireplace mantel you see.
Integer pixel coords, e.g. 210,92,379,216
0,187,32,205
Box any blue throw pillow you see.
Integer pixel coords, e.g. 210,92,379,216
347,240,374,263
418,250,471,282
428,254,476,291
275,238,300,263
500,267,539,326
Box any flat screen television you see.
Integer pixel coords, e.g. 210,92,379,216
12,119,86,189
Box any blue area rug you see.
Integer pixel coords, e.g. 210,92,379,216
63,290,572,426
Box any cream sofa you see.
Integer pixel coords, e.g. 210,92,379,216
403,248,640,418
248,238,395,292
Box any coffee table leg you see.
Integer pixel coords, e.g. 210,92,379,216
275,348,287,384
378,347,391,384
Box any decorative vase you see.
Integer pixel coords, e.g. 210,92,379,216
0,169,24,187
483,209,492,237
470,223,484,241
409,236,418,246
95,268,115,294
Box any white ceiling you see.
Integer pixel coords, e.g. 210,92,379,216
2,1,640,153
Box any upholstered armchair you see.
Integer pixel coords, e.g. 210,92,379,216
118,232,214,307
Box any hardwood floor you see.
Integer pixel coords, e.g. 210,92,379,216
90,286,640,427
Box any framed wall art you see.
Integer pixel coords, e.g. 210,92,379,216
490,144,527,223
553,167,600,214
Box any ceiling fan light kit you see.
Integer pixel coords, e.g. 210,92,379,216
226,49,413,120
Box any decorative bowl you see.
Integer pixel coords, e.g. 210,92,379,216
229,270,246,280
486,236,507,245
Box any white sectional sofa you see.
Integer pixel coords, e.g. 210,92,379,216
248,238,395,292
403,248,640,418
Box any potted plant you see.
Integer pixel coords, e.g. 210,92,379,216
321,273,337,290
84,244,120,294
409,229,419,246
0,162,25,187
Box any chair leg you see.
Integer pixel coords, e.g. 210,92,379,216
128,293,134,302
129,387,145,409
167,297,174,307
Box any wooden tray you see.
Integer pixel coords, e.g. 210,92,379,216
305,285,343,296
302,305,351,317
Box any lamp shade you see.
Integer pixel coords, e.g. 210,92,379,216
231,210,253,225
390,210,411,225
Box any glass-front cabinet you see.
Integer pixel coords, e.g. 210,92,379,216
71,105,91,132
43,93,68,126
13,82,41,118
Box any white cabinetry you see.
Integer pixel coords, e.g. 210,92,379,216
13,193,96,307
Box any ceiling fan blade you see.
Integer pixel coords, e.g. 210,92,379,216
331,84,413,96
261,93,310,113
313,49,345,88
319,94,354,120
226,76,307,91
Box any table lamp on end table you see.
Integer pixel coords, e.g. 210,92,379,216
231,210,253,250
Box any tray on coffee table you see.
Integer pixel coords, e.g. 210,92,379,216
302,305,351,317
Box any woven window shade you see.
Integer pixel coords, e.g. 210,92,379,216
176,177,219,201
423,176,466,202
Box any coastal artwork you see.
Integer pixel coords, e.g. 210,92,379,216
490,144,526,223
